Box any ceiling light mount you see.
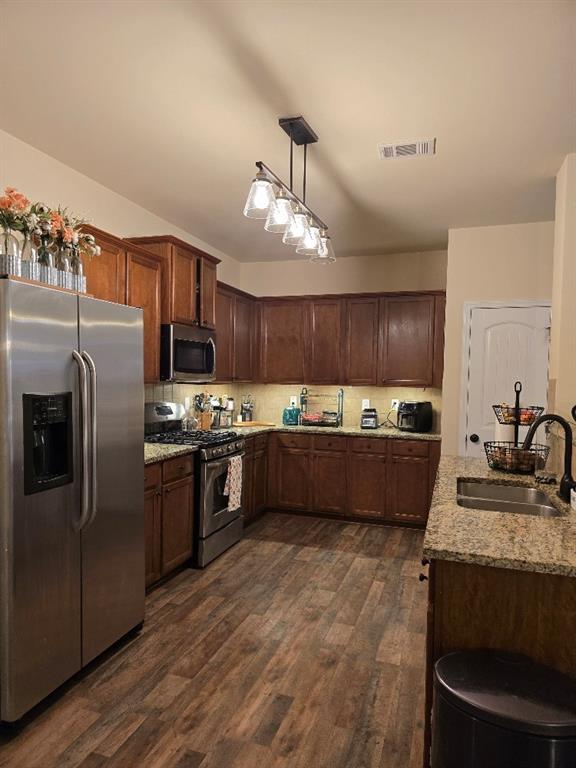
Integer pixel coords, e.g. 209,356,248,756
243,116,335,265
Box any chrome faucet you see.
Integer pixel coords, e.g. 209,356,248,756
522,407,576,503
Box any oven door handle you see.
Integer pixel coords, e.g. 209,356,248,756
204,453,245,472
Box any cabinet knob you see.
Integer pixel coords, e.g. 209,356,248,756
419,573,429,582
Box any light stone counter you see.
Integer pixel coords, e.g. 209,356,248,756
144,443,198,465
423,455,576,577
228,424,441,440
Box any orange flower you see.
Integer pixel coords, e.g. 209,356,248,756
50,211,65,231
0,196,12,210
62,226,74,244
0,187,30,212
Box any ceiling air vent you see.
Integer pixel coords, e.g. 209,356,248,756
378,137,437,160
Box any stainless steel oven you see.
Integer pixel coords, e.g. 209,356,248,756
160,324,216,383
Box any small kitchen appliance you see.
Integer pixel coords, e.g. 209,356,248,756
397,401,433,433
360,408,379,430
282,405,301,426
160,323,216,383
145,402,244,567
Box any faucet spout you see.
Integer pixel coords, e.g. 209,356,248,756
522,413,575,503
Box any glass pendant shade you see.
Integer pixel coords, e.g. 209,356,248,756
243,172,275,219
310,234,336,264
296,220,321,255
264,193,295,234
283,209,309,245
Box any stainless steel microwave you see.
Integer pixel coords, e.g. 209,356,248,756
160,324,216,382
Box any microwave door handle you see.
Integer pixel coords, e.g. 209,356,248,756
208,336,216,376
72,350,91,531
82,351,98,528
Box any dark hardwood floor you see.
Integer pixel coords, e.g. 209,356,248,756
0,514,427,768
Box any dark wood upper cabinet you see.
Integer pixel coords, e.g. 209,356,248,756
307,299,343,384
215,288,234,383
125,246,163,384
83,225,126,304
260,300,308,383
171,246,197,325
199,259,217,329
233,294,254,382
379,295,436,386
432,295,446,389
126,235,219,329
343,297,379,385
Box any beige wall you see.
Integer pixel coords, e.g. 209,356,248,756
146,382,442,432
0,129,242,286
441,221,555,455
239,250,447,296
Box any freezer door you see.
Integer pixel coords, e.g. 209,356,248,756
0,280,82,721
78,296,144,665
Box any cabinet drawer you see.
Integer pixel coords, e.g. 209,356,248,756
162,454,195,483
254,433,269,452
350,437,388,454
144,463,161,490
313,435,348,452
391,440,429,457
277,432,312,450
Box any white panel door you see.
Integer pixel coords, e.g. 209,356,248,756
464,305,551,458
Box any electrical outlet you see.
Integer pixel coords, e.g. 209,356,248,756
290,396,298,407
362,399,370,410
391,399,400,411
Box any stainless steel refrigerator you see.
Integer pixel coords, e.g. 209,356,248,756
0,277,145,722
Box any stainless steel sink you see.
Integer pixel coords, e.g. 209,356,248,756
456,480,562,517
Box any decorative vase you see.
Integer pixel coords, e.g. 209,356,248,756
0,227,22,277
38,234,58,286
21,232,40,281
71,250,87,293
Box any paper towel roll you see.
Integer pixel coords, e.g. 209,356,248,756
495,422,515,442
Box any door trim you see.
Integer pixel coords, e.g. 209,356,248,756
458,300,551,457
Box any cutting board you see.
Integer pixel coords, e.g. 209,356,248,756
233,421,276,427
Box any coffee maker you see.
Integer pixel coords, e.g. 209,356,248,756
397,401,433,433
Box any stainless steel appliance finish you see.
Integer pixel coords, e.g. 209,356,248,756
0,278,144,722
160,323,216,383
456,480,561,517
145,403,244,567
360,408,379,430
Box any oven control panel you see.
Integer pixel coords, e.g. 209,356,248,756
201,440,244,461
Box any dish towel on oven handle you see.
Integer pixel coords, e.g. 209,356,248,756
223,454,243,512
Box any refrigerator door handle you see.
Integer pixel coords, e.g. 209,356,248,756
72,350,91,531
82,350,98,528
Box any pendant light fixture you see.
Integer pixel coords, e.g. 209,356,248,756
243,116,335,264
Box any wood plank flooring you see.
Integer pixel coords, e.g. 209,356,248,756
0,514,427,768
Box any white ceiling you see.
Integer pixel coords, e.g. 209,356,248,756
1,1,575,262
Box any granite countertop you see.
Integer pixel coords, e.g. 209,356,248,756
423,456,576,578
229,424,441,441
144,443,198,465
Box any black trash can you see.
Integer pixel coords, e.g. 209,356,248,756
431,650,576,768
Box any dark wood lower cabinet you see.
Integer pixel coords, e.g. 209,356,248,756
312,452,347,515
347,453,388,519
277,447,312,511
242,448,255,523
387,455,430,524
144,457,194,588
253,446,268,518
162,476,194,573
242,435,269,525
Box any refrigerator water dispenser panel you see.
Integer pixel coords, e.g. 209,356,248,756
23,393,73,495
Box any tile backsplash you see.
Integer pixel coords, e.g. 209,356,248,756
145,382,442,432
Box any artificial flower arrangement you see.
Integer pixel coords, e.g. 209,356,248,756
0,186,101,271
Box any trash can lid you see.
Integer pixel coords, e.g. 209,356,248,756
435,651,576,738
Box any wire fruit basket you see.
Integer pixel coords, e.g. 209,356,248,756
484,441,550,474
492,404,544,426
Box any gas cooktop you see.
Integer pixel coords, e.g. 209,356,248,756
145,430,239,447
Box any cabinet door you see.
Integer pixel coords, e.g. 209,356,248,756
432,295,446,389
125,248,162,383
308,299,343,384
347,453,388,519
200,259,217,329
233,294,254,382
260,300,308,383
312,452,347,515
172,246,198,325
161,476,194,573
83,230,126,304
253,447,268,517
242,450,255,524
144,487,162,587
343,297,379,385
215,288,234,382
277,448,311,511
387,455,430,524
379,295,435,386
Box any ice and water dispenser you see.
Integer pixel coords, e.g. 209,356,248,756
23,393,73,494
